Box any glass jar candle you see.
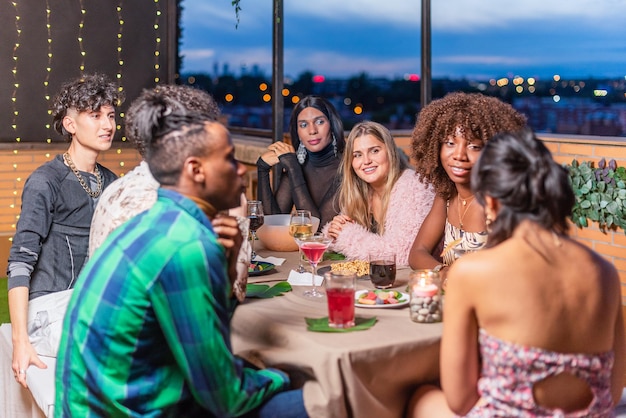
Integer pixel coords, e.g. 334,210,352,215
408,269,443,323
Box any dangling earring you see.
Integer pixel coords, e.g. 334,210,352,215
485,215,494,233
297,143,307,165
332,134,338,157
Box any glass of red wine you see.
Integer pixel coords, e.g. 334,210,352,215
246,200,264,260
298,232,332,298
368,253,396,289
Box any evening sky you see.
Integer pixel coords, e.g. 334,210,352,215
180,0,626,80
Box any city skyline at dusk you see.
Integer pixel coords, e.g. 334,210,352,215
180,0,626,81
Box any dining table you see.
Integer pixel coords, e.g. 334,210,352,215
232,246,442,418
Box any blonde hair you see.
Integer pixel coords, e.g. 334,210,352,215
337,121,407,234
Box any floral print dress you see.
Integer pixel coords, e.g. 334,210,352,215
459,329,615,417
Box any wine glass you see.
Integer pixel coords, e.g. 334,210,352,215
289,209,313,273
247,200,264,260
298,233,332,298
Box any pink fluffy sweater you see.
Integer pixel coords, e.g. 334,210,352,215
322,169,434,267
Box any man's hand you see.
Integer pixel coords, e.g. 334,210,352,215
212,214,244,286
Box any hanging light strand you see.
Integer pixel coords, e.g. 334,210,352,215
116,2,124,83
153,0,162,84
116,0,127,162
78,0,86,72
44,0,53,143
11,1,21,143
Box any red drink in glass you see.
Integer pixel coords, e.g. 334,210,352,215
300,233,332,298
300,242,327,264
326,288,355,328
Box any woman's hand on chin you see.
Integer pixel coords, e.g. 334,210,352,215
259,150,280,166
268,141,295,158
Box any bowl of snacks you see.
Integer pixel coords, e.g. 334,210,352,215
326,260,370,279
255,214,320,252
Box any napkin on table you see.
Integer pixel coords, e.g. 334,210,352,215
253,255,286,266
287,270,323,286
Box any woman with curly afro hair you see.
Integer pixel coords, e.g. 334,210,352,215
408,92,526,278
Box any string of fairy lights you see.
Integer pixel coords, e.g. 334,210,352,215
154,1,163,84
77,0,86,72
116,3,124,82
7,1,167,237
44,0,53,143
11,1,21,143
115,1,127,151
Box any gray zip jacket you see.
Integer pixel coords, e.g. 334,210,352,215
7,154,117,300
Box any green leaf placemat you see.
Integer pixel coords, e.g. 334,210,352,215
323,251,346,261
246,282,292,298
305,316,377,332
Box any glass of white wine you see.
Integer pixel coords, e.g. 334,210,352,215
289,210,313,273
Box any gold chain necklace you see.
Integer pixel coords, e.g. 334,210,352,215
457,193,475,230
63,152,103,198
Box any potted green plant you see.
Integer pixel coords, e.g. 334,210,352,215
566,158,626,233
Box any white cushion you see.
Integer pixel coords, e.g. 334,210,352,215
26,355,56,417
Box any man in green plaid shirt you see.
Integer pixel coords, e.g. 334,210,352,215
55,92,308,417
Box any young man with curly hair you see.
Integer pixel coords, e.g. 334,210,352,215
8,73,123,387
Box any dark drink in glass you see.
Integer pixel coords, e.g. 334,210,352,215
248,215,264,232
246,200,264,260
369,260,396,289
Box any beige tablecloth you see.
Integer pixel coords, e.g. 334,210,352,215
233,249,442,418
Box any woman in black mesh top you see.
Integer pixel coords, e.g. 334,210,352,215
256,96,345,230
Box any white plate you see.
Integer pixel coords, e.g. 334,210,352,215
354,289,409,308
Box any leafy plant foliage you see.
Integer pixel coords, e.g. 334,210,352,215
566,158,626,233
232,0,241,28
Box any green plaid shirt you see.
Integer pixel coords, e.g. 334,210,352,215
55,189,289,417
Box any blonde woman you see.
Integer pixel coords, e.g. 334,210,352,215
324,121,434,266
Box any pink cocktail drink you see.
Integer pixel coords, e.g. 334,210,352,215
300,233,332,298
327,288,355,328
300,242,327,264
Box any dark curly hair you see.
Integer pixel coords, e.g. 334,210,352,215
51,73,124,142
472,128,575,247
411,92,527,199
125,84,220,157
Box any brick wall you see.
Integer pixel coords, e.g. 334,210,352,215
540,134,626,305
1,133,625,303
0,143,143,275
